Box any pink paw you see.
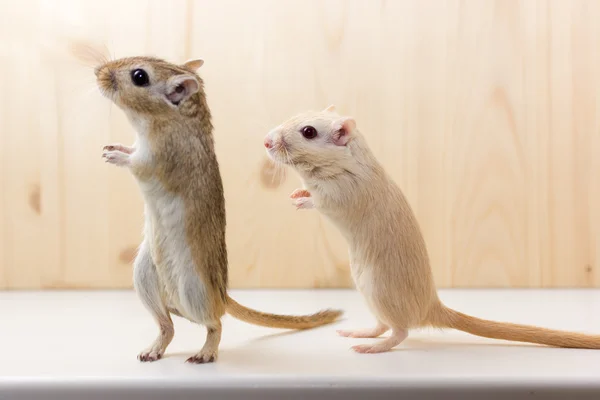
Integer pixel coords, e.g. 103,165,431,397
293,197,314,210
290,189,311,199
336,325,388,338
351,344,379,354
337,329,378,338
102,150,130,166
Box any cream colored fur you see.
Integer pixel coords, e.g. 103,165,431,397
266,105,600,353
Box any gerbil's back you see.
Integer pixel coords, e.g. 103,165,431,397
160,123,226,234
348,179,438,304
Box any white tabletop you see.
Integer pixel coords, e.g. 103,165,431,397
2,288,600,399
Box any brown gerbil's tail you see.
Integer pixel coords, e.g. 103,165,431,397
225,294,343,330
428,303,600,349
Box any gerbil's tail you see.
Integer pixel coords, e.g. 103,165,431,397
225,294,343,330
428,303,600,349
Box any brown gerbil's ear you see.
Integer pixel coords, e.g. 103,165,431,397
323,104,336,113
332,117,355,146
183,58,204,71
165,74,199,106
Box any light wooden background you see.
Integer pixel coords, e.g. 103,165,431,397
0,0,599,289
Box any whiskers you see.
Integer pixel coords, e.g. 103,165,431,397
268,156,288,187
280,143,295,168
268,141,298,186
62,38,114,101
68,40,112,71
246,119,293,185
63,63,117,133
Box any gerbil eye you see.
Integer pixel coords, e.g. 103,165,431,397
131,69,150,87
301,126,318,139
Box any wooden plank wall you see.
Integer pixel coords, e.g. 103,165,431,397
0,0,598,289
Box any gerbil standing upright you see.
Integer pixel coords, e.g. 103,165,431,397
94,56,342,363
264,105,600,354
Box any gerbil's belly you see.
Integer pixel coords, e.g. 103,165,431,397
141,180,212,324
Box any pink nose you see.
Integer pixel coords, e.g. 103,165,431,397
264,136,273,149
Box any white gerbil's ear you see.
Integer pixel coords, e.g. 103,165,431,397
324,104,336,113
332,117,355,146
165,74,199,106
183,58,204,71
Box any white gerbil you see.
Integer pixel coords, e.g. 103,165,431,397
264,105,600,353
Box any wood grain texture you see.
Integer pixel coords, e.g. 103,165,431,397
0,0,598,289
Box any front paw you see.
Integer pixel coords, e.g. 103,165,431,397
290,188,311,199
102,150,130,167
103,143,134,154
293,197,314,210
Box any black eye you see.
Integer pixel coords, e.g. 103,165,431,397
131,69,150,86
301,126,318,139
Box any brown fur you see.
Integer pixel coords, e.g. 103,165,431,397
266,105,600,352
96,56,342,363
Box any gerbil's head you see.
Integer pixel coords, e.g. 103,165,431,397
95,56,205,118
264,105,359,179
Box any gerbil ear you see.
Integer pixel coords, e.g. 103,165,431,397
332,117,356,146
183,58,204,71
165,74,199,106
323,104,336,113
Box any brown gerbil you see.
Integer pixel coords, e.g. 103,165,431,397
94,56,342,363
264,104,600,354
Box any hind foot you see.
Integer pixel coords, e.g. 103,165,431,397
137,339,172,362
186,349,217,364
137,319,174,362
186,323,221,365
337,322,389,338
138,348,164,362
138,334,171,362
351,328,408,354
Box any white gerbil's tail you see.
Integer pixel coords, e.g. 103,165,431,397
427,303,600,349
